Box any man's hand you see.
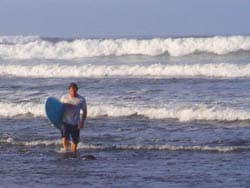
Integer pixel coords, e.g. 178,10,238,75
78,120,84,129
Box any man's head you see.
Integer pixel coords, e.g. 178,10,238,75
68,82,78,97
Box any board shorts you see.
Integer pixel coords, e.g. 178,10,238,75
61,122,80,145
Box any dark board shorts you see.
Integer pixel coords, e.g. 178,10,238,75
61,122,80,145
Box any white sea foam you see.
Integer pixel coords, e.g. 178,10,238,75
0,35,250,59
79,144,250,153
1,137,248,153
0,102,44,117
1,101,250,122
1,63,250,78
0,137,60,146
89,104,250,122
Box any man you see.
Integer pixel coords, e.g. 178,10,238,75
60,83,87,152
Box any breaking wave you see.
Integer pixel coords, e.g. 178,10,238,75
1,101,250,122
0,35,250,59
2,63,250,78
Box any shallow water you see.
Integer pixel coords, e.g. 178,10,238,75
1,117,250,188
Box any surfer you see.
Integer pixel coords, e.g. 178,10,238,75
60,83,87,152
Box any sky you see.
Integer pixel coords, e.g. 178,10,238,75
0,0,250,38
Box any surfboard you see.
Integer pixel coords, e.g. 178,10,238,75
45,97,64,129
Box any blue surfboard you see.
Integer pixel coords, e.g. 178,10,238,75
45,97,64,130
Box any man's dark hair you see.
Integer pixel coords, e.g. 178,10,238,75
68,82,78,91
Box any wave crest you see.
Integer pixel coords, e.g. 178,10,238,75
0,35,250,59
1,101,250,122
1,63,250,78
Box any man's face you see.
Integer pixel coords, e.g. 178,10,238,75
69,87,77,97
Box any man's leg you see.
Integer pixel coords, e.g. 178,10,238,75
71,126,80,152
71,142,77,152
62,137,69,150
61,123,70,150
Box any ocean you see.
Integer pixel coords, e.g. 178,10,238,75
1,35,250,187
